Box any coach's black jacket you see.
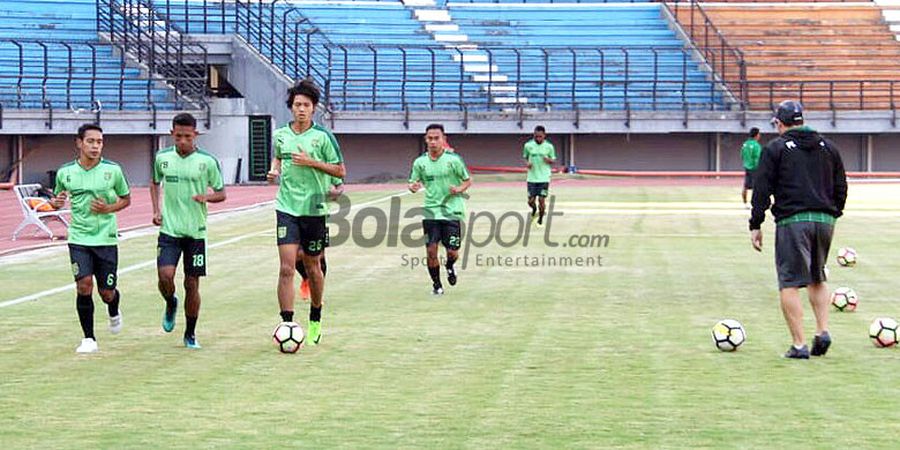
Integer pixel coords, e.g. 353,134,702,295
749,126,848,230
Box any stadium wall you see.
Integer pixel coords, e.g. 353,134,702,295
6,131,886,187
1,136,12,177
19,135,154,187
336,132,875,182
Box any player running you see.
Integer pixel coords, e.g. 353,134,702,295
50,124,131,353
408,123,472,295
522,125,555,226
267,79,345,345
150,113,227,349
297,176,343,302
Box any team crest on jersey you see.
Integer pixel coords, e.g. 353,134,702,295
199,163,206,172
311,137,321,148
104,171,112,181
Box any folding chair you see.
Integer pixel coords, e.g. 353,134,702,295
11,183,70,240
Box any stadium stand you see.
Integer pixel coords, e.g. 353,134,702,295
672,0,900,110
151,0,729,112
0,0,206,113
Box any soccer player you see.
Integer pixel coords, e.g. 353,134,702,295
522,125,555,226
150,113,226,349
741,127,762,207
50,124,131,353
408,124,472,295
296,176,343,302
442,135,456,153
749,100,848,359
267,79,345,345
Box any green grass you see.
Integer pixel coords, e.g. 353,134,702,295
1,178,899,448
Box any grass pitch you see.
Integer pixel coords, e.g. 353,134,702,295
1,177,899,448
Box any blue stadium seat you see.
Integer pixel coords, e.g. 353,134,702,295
152,0,727,111
0,0,182,111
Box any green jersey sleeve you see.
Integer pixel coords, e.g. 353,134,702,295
152,155,163,185
549,143,557,161
523,142,530,159
208,156,225,191
113,166,130,197
54,167,67,195
408,159,422,184
454,155,471,181
320,130,343,164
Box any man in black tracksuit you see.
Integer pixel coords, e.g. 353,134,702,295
749,100,848,360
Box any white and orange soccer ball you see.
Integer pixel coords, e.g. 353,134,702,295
831,287,859,312
712,319,746,352
836,247,857,267
869,317,899,348
273,322,304,353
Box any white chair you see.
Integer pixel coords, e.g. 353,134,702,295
11,183,70,240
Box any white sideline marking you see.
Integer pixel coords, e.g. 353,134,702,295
0,191,408,309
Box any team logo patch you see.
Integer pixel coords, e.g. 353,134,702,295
104,172,112,181
277,226,287,239
311,138,321,147
199,163,206,172
71,262,79,276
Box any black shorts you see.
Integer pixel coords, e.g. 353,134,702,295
157,233,207,277
422,219,462,250
744,170,755,189
68,244,118,290
527,182,550,198
276,211,327,256
775,221,834,289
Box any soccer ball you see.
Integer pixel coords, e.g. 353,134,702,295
836,247,857,267
272,322,304,353
868,317,899,348
830,287,859,312
712,319,746,352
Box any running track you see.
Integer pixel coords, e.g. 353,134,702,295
0,177,740,255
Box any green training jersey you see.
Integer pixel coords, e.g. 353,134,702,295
408,151,470,221
523,139,556,183
741,139,762,171
153,146,225,239
273,123,343,217
54,158,130,246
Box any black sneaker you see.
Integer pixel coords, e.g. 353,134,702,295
446,266,457,286
432,283,444,296
784,345,810,359
811,332,832,357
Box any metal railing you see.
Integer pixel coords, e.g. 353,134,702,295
0,38,193,112
162,0,230,34
745,80,900,112
231,0,330,83
315,44,728,112
101,0,899,119
668,0,746,106
97,0,209,108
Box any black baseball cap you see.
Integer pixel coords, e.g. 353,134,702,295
773,100,803,126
